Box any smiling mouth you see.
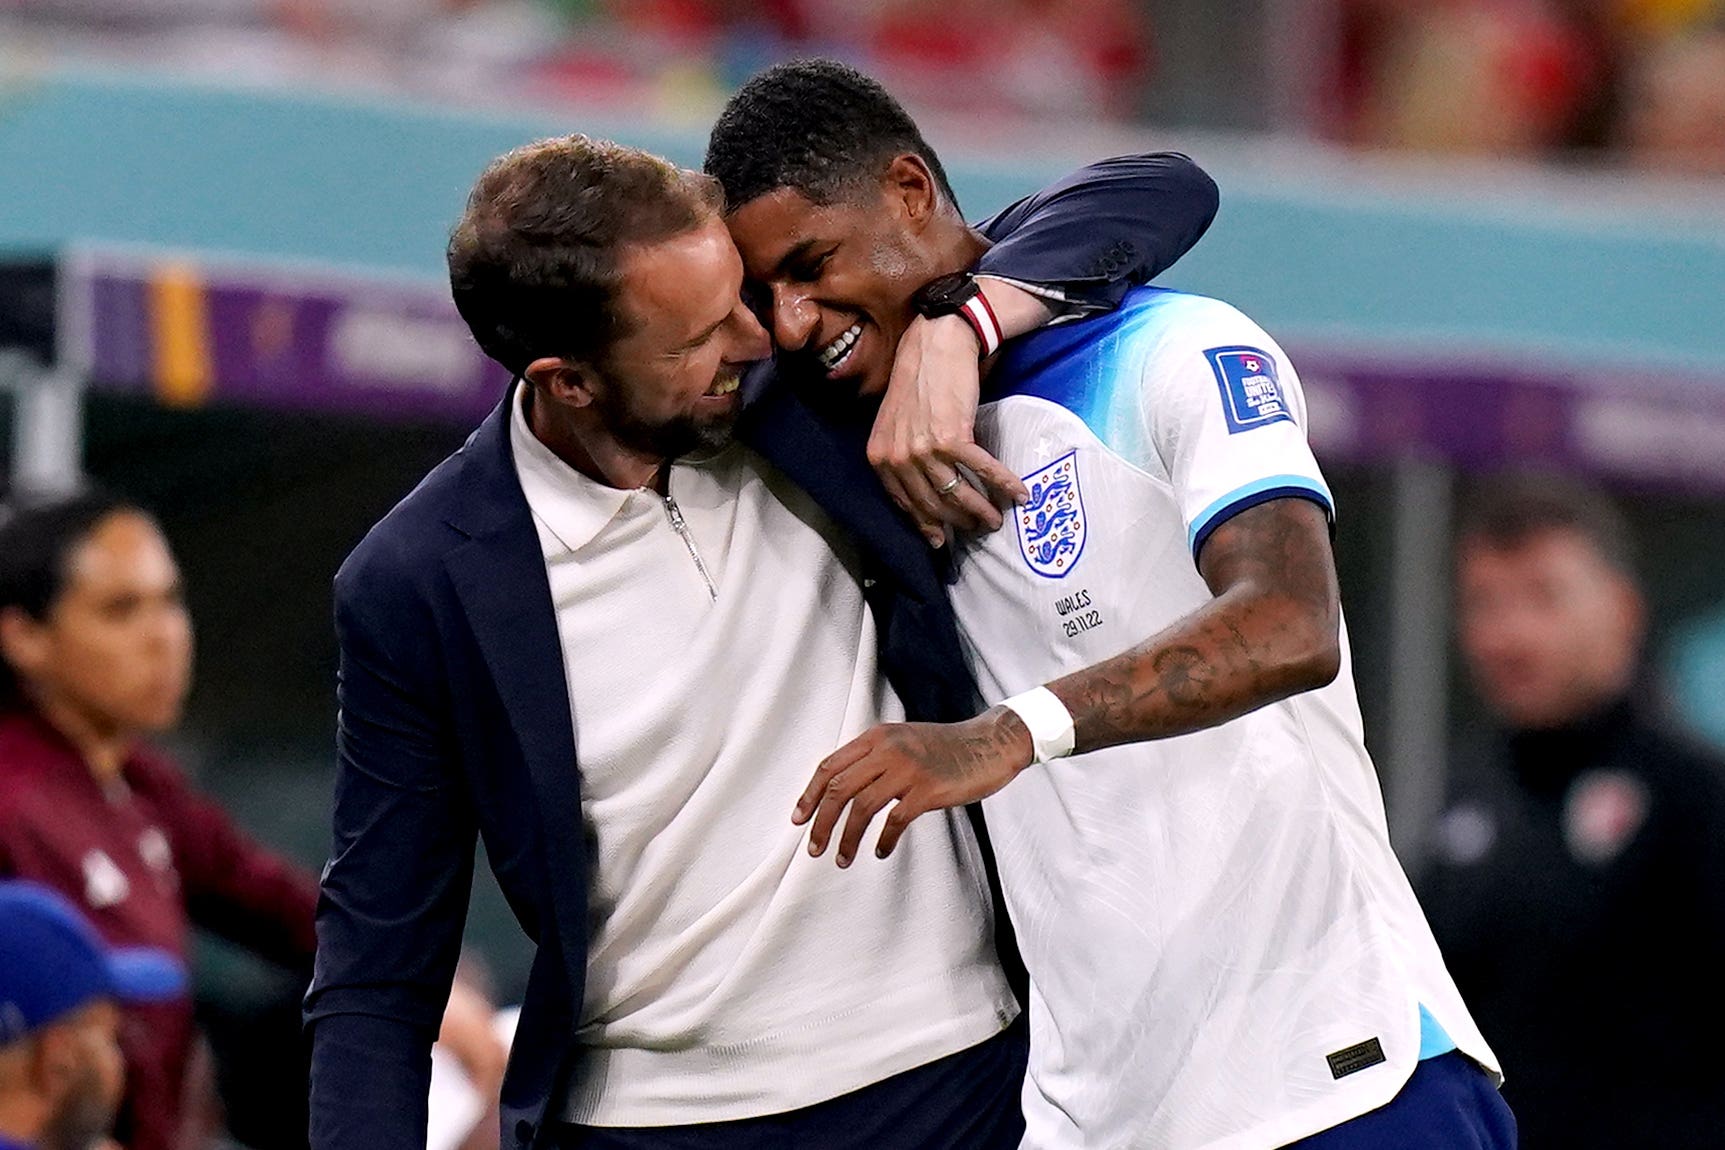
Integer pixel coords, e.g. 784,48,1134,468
706,370,741,397
816,323,862,372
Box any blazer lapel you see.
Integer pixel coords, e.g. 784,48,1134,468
441,390,588,977
738,368,945,601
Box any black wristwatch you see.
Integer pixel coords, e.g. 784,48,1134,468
911,272,1002,357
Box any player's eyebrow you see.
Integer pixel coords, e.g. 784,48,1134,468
769,238,822,280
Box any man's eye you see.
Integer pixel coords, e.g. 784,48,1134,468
791,251,832,282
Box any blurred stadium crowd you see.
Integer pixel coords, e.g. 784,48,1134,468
2,0,1723,170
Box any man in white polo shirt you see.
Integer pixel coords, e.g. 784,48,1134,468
711,61,1516,1150
306,125,1222,1150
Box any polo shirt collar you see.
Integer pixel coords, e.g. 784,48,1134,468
509,382,635,555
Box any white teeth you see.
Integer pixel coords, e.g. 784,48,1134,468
816,323,862,370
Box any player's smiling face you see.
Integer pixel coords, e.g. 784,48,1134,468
725,157,944,401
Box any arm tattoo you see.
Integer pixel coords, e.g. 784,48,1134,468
1052,497,1340,753
895,718,1025,783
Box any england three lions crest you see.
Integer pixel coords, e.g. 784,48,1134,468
1016,451,1086,579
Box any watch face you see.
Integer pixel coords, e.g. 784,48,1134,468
914,272,978,316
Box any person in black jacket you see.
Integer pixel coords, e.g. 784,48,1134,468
1420,471,1725,1149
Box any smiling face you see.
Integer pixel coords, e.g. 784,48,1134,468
529,215,771,468
598,216,771,453
724,157,950,400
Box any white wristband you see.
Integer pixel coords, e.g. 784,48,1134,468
999,686,1076,764
958,293,1004,358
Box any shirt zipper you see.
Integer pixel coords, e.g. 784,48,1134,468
663,495,718,601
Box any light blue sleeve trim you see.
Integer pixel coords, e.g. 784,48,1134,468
1418,1003,1459,1060
1186,474,1335,554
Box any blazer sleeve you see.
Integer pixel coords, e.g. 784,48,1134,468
974,151,1219,310
304,537,478,1150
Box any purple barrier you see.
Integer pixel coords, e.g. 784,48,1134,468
58,248,1725,490
63,249,509,424
1301,357,1725,488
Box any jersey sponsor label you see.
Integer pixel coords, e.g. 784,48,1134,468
1016,450,1086,579
1205,345,1292,434
1326,1037,1387,1079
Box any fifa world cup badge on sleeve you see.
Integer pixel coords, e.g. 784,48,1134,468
1205,345,1293,434
1017,451,1086,578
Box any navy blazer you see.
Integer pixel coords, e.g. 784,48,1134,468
305,153,1218,1150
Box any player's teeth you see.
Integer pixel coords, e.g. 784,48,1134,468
817,324,861,368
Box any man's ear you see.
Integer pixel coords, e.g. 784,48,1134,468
0,605,49,685
883,154,941,233
523,357,600,410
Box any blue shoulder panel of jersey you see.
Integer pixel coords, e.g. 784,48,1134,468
984,284,1190,447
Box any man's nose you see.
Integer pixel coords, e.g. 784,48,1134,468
771,286,819,351
724,296,772,363
736,303,772,361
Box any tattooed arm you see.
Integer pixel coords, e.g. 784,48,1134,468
1054,495,1339,751
794,496,1340,866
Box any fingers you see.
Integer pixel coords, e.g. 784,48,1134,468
806,758,886,858
870,438,1018,542
895,464,957,547
833,778,905,867
949,443,1028,507
875,467,918,535
874,797,930,859
797,735,875,823
942,474,1004,532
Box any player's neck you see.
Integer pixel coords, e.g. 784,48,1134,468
923,215,991,280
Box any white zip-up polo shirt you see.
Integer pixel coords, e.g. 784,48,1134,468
508,386,1017,1127
950,288,1498,1149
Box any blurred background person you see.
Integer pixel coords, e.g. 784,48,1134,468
0,879,186,1150
1419,472,1725,1149
0,486,314,1150
0,489,506,1150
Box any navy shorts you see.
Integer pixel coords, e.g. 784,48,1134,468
1285,1052,1517,1150
552,1018,1028,1150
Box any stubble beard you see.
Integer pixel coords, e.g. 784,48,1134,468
594,387,737,463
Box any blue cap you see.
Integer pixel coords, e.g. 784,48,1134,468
0,880,186,1044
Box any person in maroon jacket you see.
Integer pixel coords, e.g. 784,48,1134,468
0,486,323,1150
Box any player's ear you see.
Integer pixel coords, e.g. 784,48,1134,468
524,357,600,411
883,154,940,233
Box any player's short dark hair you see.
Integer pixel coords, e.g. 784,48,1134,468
704,58,959,213
448,135,723,376
0,485,145,708
1456,471,1636,576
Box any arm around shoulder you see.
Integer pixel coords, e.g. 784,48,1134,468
975,152,1219,306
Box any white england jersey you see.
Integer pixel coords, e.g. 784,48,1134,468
950,288,1498,1150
